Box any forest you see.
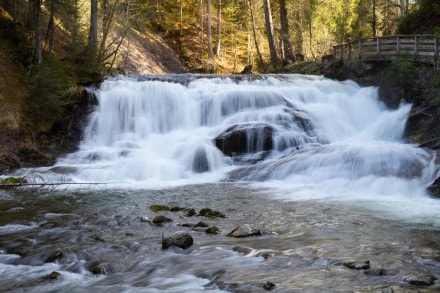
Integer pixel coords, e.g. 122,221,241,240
1,0,435,74
0,0,439,147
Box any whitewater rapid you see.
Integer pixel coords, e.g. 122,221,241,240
21,74,438,202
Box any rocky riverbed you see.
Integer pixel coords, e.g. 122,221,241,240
1,183,440,292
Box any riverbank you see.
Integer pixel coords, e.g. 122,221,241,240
1,184,440,291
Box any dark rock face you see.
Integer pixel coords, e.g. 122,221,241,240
162,232,193,249
215,124,274,157
428,177,440,198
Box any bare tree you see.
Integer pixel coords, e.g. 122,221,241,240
87,0,98,56
206,0,215,72
263,0,279,65
34,0,42,64
279,0,294,62
248,0,264,69
215,0,222,56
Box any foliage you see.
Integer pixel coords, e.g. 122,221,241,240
398,0,440,34
389,56,417,89
0,177,27,185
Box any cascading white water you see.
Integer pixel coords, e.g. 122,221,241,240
45,74,436,198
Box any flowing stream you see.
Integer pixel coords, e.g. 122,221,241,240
1,74,440,292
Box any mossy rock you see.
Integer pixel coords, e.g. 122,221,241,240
195,221,208,228
152,215,173,224
170,206,185,212
185,208,196,217
205,226,220,235
198,208,225,218
149,205,170,212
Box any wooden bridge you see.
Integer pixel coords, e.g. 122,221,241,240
333,35,440,66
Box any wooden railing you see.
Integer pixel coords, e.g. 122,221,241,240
333,35,440,66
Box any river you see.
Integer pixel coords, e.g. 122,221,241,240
1,74,439,292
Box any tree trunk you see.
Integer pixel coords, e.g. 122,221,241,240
87,0,98,56
279,0,294,62
248,0,264,70
206,0,215,72
45,0,56,58
34,0,42,64
372,0,376,37
215,0,222,56
263,0,279,65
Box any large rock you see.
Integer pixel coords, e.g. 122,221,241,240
215,124,274,157
227,224,261,238
162,232,193,249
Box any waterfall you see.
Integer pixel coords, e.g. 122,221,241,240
46,74,436,196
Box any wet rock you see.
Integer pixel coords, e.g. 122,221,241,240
162,232,193,249
215,124,274,157
44,250,63,263
227,224,261,238
263,281,276,291
256,250,276,260
152,215,173,224
181,223,195,228
89,262,106,275
198,208,225,218
195,221,209,228
139,216,150,222
170,206,185,212
149,205,170,212
428,176,440,198
343,260,370,270
205,226,220,235
185,208,196,217
363,268,385,276
403,267,436,286
93,236,106,242
42,271,61,281
233,246,252,255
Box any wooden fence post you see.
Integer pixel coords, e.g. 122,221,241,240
359,39,363,60
396,35,400,56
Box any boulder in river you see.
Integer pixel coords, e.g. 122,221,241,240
152,215,173,224
198,208,225,218
44,250,63,263
343,260,370,270
149,205,171,212
215,124,274,157
162,232,193,249
227,224,261,238
403,267,437,286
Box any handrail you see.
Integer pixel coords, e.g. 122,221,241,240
333,34,439,67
